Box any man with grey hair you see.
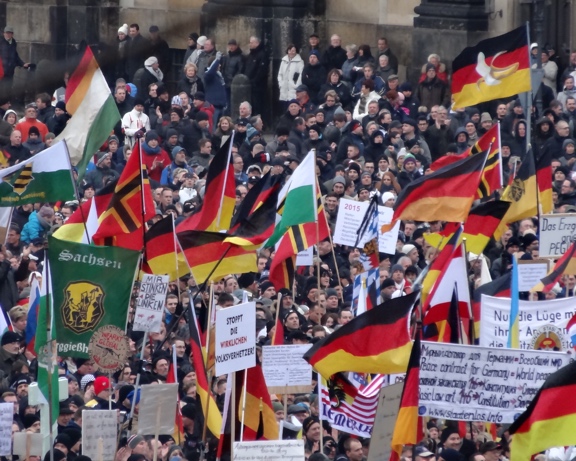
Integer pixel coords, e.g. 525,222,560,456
244,36,269,119
239,101,252,119
322,34,347,71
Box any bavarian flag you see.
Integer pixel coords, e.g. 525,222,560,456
509,361,576,461
303,291,417,379
452,26,531,109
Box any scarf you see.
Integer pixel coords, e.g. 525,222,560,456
145,64,164,82
142,143,161,155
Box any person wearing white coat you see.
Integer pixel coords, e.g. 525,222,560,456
353,79,381,122
278,45,304,107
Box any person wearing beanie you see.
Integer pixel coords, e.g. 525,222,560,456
191,91,216,132
180,402,202,459
184,32,199,64
397,152,422,189
45,99,70,137
121,93,151,148
127,434,149,456
82,150,120,192
140,129,171,182
267,125,297,157
0,331,25,376
302,416,322,453
62,428,83,458
415,60,450,112
302,48,326,106
259,280,277,299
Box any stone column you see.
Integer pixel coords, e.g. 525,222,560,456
411,0,489,82
201,0,325,126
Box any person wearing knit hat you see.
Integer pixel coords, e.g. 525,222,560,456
127,435,148,452
438,449,463,461
62,428,82,456
272,401,285,421
381,191,396,207
302,416,321,451
118,24,129,36
54,433,73,454
397,152,422,189
440,425,462,449
259,280,276,299
80,374,95,392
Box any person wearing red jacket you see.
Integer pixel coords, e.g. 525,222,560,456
140,130,171,182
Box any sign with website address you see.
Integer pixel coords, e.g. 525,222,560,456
418,341,571,423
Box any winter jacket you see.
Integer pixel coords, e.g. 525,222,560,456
21,211,49,244
203,57,228,109
415,76,450,110
353,91,381,121
124,34,151,81
0,37,24,78
244,42,268,86
197,49,217,79
317,82,352,109
321,46,347,71
121,108,151,148
302,63,327,104
176,75,204,98
221,48,245,88
277,54,304,101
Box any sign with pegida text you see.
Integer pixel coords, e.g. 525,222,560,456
48,236,140,358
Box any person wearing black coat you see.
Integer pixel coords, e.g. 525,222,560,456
221,40,245,90
302,51,327,105
46,101,70,137
244,37,269,117
124,25,151,81
318,70,352,109
321,35,347,72
543,119,571,160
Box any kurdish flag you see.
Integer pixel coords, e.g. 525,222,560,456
0,141,74,206
303,291,417,379
55,46,120,181
452,26,531,109
509,361,576,461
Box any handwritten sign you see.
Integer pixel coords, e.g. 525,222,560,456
233,440,304,461
82,410,118,461
517,260,550,291
539,213,576,257
296,247,313,266
367,382,403,461
13,433,43,457
133,274,169,333
480,294,576,350
138,383,178,435
333,198,399,254
419,341,570,423
215,302,256,375
0,403,12,456
262,345,312,393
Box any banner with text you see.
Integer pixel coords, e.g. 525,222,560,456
539,213,576,258
215,302,256,375
419,341,570,423
133,274,169,333
480,294,576,350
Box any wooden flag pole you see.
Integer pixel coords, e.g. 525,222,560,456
239,370,248,441
152,406,161,461
128,330,148,435
231,372,237,460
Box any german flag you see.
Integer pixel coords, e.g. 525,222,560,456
92,141,156,249
424,201,511,255
177,230,256,283
224,180,280,248
531,241,576,293
471,273,511,340
143,216,189,281
176,136,236,233
236,363,279,441
385,150,488,231
230,172,282,229
500,146,537,227
271,304,285,346
390,334,423,461
189,307,222,439
303,291,417,379
535,149,553,214
508,361,576,461
451,26,531,109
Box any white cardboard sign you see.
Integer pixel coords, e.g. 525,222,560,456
138,383,178,435
133,274,169,333
233,440,304,461
215,302,256,375
480,294,576,350
367,382,404,461
539,214,576,258
0,403,12,456
517,260,549,291
262,344,312,389
82,410,118,461
419,341,570,423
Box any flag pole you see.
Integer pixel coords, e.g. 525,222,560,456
137,137,148,249
239,370,248,441
128,330,148,435
216,131,235,230
231,372,237,460
44,253,55,461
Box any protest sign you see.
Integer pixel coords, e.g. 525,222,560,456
0,403,12,456
89,325,130,373
82,410,118,461
215,302,256,375
333,198,399,253
539,213,576,257
138,384,178,435
419,341,570,423
367,382,403,461
13,433,43,457
233,440,304,461
296,247,313,266
480,294,576,350
133,274,169,333
262,344,312,393
517,260,549,292
0,207,12,246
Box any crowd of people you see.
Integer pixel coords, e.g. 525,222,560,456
0,20,575,461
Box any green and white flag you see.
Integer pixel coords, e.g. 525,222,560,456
48,236,140,358
265,150,317,247
0,141,75,206
35,259,60,426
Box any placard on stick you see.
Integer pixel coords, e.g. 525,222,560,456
0,403,12,456
215,302,256,376
133,274,169,333
233,440,304,461
367,382,403,461
517,259,550,292
138,383,178,435
262,344,312,394
82,410,118,461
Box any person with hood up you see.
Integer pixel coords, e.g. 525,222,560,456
454,126,470,154
532,116,554,158
278,44,304,107
161,146,194,185
21,206,54,244
365,130,387,164
512,119,529,156
140,130,171,182
396,153,422,189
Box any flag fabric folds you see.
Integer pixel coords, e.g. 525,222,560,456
176,136,236,233
189,307,222,439
92,141,156,250
500,149,537,226
143,216,188,281
385,151,488,231
471,273,512,340
236,364,279,441
508,361,576,461
353,269,380,314
0,141,74,206
535,149,553,214
55,46,120,180
451,26,531,109
531,241,576,293
390,334,422,461
303,291,417,379
354,195,380,271
178,230,256,283
25,277,41,356
48,236,140,358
